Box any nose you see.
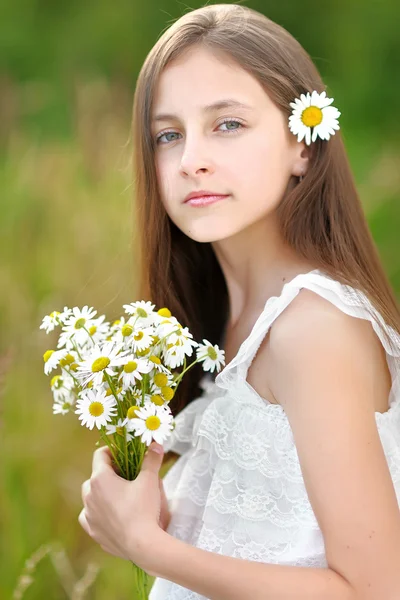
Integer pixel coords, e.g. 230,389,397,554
179,137,214,177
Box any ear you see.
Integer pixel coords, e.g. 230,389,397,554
292,142,310,178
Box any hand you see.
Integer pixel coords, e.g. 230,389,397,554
79,441,166,573
159,476,172,531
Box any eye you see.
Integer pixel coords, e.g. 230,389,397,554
155,118,245,145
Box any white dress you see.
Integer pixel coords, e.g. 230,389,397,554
149,269,400,600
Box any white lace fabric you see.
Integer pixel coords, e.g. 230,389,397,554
149,270,400,600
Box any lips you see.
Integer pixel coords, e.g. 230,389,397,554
185,194,230,207
184,190,229,203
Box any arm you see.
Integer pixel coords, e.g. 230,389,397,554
144,291,400,599
150,529,354,599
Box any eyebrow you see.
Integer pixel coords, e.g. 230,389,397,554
151,99,254,124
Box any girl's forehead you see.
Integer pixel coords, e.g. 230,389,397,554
152,51,273,119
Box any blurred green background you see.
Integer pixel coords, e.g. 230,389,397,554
1,0,400,598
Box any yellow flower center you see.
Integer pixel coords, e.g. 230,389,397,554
91,357,110,372
113,319,121,326
60,353,74,367
74,318,86,329
122,324,133,337
89,402,104,417
87,380,93,388
116,426,125,436
158,308,171,317
161,386,174,401
127,405,140,419
301,106,323,128
62,402,71,410
137,308,148,318
154,373,168,387
43,350,54,363
89,325,97,335
50,311,60,318
134,331,144,341
105,388,113,396
150,394,164,406
207,346,218,360
149,355,161,364
145,415,161,430
137,348,149,357
124,361,137,373
70,363,79,371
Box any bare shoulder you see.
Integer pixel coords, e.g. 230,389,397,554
268,288,391,414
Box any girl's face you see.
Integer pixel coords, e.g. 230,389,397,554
151,45,306,242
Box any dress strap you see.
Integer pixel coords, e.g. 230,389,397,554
215,269,400,408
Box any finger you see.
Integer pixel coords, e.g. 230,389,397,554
140,442,164,475
78,508,91,536
92,445,113,476
81,479,91,505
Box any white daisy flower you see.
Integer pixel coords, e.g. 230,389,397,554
75,341,125,387
53,399,74,415
162,343,187,369
75,388,117,430
50,372,75,402
105,418,134,442
162,333,198,369
40,312,62,334
156,315,182,338
123,300,156,326
40,306,73,333
146,354,171,375
196,340,225,373
58,306,97,348
126,402,174,446
130,326,156,353
111,316,137,347
86,315,111,346
288,90,341,146
113,354,153,390
43,348,68,375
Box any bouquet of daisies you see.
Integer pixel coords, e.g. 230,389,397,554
40,300,225,599
40,301,225,481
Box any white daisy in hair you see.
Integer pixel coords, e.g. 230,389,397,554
43,348,68,375
126,402,174,446
105,418,134,442
75,388,117,430
75,341,125,387
113,354,153,390
288,90,341,146
122,300,156,327
58,305,98,348
196,340,226,373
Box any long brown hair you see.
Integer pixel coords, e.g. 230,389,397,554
131,3,400,418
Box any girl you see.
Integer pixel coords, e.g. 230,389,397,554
78,4,400,598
